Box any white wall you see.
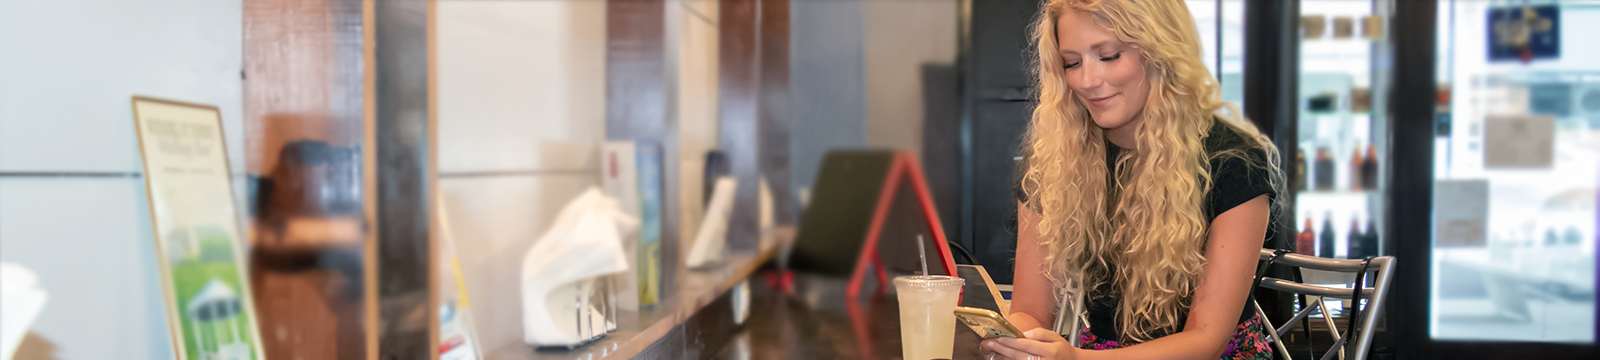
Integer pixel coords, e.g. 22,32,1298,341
436,1,607,174
861,0,960,163
435,0,607,351
0,0,243,358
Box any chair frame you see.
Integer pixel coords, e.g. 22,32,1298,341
1252,249,1396,360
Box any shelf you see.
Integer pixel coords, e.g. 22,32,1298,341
1294,191,1377,217
1295,190,1375,197
488,228,790,360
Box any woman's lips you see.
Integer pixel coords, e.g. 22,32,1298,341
1085,93,1118,108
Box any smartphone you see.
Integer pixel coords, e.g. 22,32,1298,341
956,265,1007,314
954,306,1024,339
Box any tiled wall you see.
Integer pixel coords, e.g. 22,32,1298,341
0,0,244,358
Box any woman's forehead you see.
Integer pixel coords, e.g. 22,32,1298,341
1056,10,1121,51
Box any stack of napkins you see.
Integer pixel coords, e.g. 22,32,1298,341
1,263,47,360
522,188,636,347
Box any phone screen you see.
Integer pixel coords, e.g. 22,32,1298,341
957,265,1002,313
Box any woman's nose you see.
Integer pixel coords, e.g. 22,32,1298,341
1069,62,1105,92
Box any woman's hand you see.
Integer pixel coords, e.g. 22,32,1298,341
980,328,1078,360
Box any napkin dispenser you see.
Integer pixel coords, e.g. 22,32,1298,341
522,188,636,348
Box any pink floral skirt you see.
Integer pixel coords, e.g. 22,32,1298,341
1074,314,1274,359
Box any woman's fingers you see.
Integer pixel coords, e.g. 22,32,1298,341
987,329,1075,360
996,337,1055,358
978,339,999,358
982,338,1037,359
1022,328,1064,343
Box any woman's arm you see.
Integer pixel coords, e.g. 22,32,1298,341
987,195,1271,360
1075,195,1271,360
1009,201,1054,331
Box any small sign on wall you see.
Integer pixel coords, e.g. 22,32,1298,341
1483,114,1555,169
1488,5,1560,63
1436,180,1490,248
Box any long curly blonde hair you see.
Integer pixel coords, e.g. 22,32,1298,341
1019,0,1283,342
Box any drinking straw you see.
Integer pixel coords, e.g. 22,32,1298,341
917,234,929,276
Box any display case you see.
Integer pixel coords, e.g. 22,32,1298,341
1294,0,1390,263
1428,1,1597,344
1267,5,1399,333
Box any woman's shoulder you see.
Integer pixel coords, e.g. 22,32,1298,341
1203,120,1275,174
1203,120,1264,160
1203,119,1277,218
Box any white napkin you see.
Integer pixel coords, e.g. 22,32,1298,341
521,188,636,346
1,263,47,360
688,177,737,268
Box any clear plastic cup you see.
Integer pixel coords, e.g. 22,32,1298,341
893,275,964,360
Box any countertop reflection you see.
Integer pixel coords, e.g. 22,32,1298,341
713,274,985,360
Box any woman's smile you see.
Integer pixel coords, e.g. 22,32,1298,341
1083,93,1120,109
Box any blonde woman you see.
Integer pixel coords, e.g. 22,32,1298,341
982,1,1284,359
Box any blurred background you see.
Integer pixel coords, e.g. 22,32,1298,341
0,0,1595,359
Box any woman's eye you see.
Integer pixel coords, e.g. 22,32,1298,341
1099,52,1122,62
1063,62,1081,69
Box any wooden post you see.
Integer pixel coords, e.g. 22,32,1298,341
244,0,436,358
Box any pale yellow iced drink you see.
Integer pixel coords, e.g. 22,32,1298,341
893,275,964,360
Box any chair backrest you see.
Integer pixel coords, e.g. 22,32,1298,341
1252,249,1396,360
1052,280,1084,346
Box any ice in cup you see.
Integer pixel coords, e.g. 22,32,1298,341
893,275,964,360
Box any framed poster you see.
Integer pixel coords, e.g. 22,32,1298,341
131,96,264,360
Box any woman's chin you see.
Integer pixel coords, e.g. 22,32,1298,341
1092,115,1131,131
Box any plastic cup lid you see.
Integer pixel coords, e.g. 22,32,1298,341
892,275,964,289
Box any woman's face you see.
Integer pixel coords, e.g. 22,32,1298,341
1056,10,1150,133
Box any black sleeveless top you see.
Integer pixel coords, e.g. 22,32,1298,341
1015,120,1278,342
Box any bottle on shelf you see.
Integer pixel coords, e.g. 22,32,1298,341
1295,150,1309,192
1360,144,1378,191
1319,213,1337,258
1362,218,1380,257
1297,219,1317,255
1350,145,1366,191
1347,217,1363,258
1314,147,1336,192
